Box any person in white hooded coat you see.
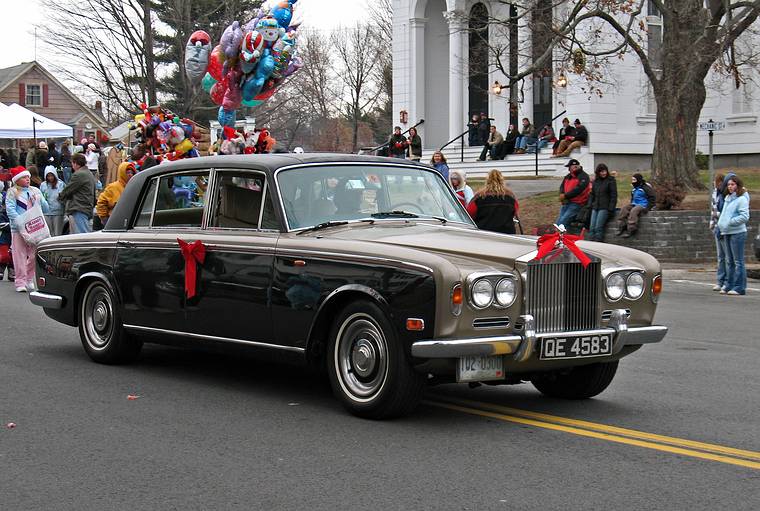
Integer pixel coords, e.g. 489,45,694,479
449,169,474,206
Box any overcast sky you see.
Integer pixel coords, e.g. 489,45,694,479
0,0,371,69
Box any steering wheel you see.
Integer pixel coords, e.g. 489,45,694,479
389,202,425,213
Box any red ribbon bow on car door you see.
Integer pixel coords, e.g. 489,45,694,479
177,239,207,299
533,226,591,268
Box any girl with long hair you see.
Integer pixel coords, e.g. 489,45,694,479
717,175,750,295
466,169,519,234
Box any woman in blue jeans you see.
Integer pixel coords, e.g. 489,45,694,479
586,164,617,241
717,175,750,295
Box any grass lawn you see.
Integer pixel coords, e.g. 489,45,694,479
467,168,760,234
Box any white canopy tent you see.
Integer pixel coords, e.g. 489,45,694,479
0,103,73,139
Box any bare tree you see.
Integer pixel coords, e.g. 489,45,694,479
331,24,385,152
473,0,760,194
39,0,159,114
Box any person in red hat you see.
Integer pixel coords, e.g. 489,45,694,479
4,166,49,292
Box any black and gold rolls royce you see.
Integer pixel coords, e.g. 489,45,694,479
30,154,667,419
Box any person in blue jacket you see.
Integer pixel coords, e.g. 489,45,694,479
616,173,656,238
717,175,751,295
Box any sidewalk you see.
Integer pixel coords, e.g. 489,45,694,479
661,262,760,282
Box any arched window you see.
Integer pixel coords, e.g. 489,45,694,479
468,3,489,119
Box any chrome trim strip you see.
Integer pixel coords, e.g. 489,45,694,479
472,317,511,330
276,248,435,274
123,324,306,353
29,291,64,309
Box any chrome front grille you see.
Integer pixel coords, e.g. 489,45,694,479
525,260,600,333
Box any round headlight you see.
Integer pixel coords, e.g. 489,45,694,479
471,279,494,308
605,273,626,301
495,278,516,307
626,272,645,299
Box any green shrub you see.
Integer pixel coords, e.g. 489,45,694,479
695,151,708,170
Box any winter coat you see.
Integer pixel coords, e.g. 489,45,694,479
466,193,519,234
560,168,591,206
408,135,422,158
588,175,617,211
388,134,408,157
520,123,537,138
58,168,97,217
85,150,100,171
96,162,133,221
573,125,589,143
35,149,52,170
450,170,474,205
477,118,491,145
468,120,480,146
40,169,64,216
5,185,49,233
717,192,750,236
433,162,450,182
488,130,504,146
629,183,656,210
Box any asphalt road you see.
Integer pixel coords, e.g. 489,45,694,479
1,270,759,510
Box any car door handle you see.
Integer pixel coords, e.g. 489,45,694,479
284,259,307,267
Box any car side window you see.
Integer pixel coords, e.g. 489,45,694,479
134,179,158,228
212,171,275,230
152,172,210,228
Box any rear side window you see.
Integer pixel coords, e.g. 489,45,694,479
211,171,278,230
134,179,157,228
152,172,210,228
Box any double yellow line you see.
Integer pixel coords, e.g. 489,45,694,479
425,396,760,470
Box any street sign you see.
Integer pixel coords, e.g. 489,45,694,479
698,121,725,131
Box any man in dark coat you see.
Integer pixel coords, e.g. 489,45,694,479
387,126,408,158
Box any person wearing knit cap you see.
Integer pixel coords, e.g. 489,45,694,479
4,166,49,292
616,173,656,238
96,162,136,228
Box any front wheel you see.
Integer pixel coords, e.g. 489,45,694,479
531,360,619,399
327,301,425,419
78,280,142,364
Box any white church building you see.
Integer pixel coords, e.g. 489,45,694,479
392,0,760,171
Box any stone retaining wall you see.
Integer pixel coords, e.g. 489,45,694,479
603,210,759,262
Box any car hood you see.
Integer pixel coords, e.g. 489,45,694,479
307,222,651,270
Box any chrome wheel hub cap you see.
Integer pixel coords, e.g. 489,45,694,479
351,339,376,378
336,314,389,401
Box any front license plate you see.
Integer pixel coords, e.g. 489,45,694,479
457,355,505,382
539,334,613,360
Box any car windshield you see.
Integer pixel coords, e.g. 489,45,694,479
276,164,474,230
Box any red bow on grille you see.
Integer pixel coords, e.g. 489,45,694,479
178,239,207,299
533,230,591,268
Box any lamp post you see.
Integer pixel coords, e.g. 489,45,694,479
32,116,43,148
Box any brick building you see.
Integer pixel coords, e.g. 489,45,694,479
0,61,110,144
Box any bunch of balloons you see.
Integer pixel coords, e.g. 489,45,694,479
184,0,303,127
130,103,203,162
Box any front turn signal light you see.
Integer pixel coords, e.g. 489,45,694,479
451,284,463,316
652,275,662,302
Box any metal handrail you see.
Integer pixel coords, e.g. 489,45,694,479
358,119,425,155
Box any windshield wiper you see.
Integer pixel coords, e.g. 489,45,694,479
371,211,447,224
296,221,349,235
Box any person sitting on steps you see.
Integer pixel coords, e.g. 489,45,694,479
478,126,504,161
554,119,588,157
553,118,575,155
514,118,537,154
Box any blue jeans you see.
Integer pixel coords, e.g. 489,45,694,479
62,166,72,183
527,138,549,154
722,231,747,294
69,212,91,234
589,209,609,241
715,229,727,288
516,136,536,150
556,203,581,229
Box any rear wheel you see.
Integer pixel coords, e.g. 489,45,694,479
327,300,425,419
532,361,619,399
78,280,142,364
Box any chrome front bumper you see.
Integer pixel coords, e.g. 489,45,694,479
411,310,667,362
29,291,65,309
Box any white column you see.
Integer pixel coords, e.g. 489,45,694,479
410,17,427,144
445,10,466,141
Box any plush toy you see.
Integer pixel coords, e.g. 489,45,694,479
184,30,211,85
